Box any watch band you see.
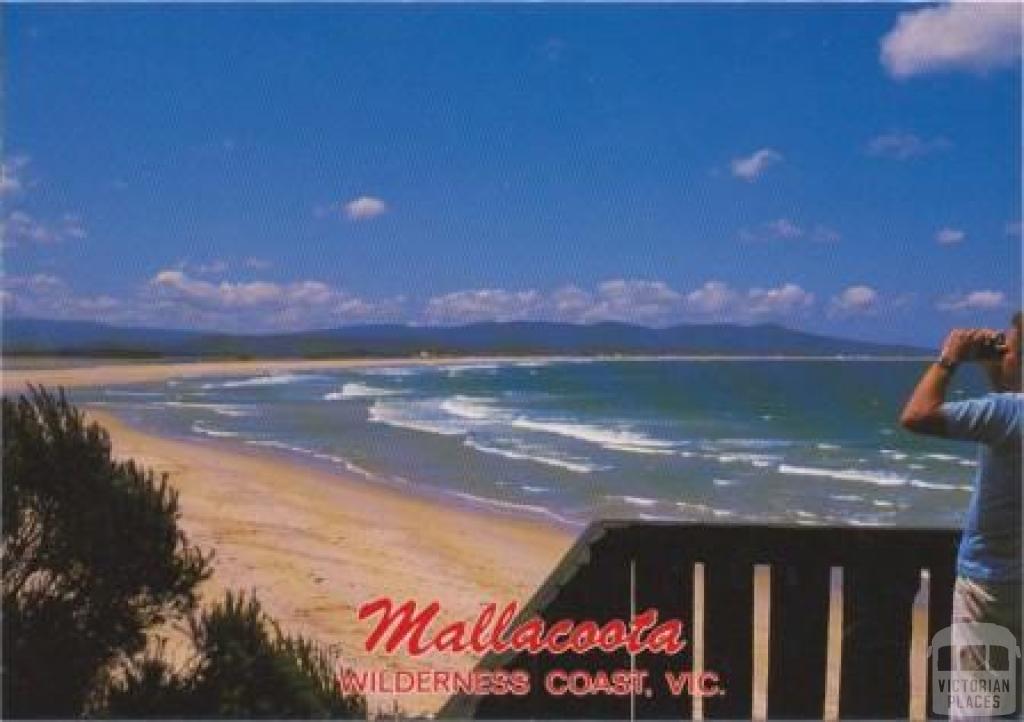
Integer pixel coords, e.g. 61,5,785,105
936,356,958,372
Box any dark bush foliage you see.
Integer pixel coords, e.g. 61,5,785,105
2,386,212,716
3,388,366,718
105,592,366,718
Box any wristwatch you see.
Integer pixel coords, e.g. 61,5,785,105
936,355,958,372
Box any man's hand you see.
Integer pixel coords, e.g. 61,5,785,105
939,328,1001,365
899,328,995,436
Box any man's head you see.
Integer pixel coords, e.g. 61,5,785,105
985,311,1022,392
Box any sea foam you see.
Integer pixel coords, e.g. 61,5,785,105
191,422,242,438
202,373,324,389
510,417,677,455
162,401,256,417
464,438,601,474
324,382,407,400
778,464,909,487
449,491,577,525
368,399,468,436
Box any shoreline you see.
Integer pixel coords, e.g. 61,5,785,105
0,354,930,394
7,358,934,717
83,407,573,716
124,405,588,535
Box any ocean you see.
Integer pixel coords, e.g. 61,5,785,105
76,358,987,530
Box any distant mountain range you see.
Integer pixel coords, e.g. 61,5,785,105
2,317,926,358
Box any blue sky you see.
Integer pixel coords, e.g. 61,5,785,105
2,2,1021,345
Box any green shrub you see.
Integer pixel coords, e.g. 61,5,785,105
106,592,365,718
3,388,366,718
2,386,211,716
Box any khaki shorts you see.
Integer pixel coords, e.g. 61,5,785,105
953,577,1022,647
949,577,1022,720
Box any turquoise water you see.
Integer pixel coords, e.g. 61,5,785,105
74,359,987,529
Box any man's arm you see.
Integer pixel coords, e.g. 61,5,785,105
900,329,987,437
899,363,954,435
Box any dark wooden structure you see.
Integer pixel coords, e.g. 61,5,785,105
439,521,960,720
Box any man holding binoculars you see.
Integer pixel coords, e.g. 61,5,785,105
900,312,1022,688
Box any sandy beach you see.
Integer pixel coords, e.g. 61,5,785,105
3,360,933,718
82,406,572,716
1,357,524,394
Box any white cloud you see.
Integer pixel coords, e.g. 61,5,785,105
424,279,816,325
582,279,683,323
686,281,815,319
178,258,273,275
740,219,802,241
866,131,951,160
4,267,405,332
685,281,738,316
746,283,815,317
829,285,880,317
881,2,1022,78
0,156,30,198
424,288,544,324
147,270,403,329
151,270,286,308
937,290,1008,312
766,218,804,239
740,218,841,243
0,157,89,250
935,227,966,245
1,211,87,247
344,196,388,221
4,273,68,295
550,285,594,317
730,148,783,182
1,274,126,321
4,271,880,331
428,279,686,325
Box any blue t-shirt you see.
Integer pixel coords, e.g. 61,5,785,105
940,392,1023,583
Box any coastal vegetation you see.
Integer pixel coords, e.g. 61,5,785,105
2,387,365,718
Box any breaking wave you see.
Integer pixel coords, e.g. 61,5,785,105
464,438,602,474
324,383,407,400
202,373,325,389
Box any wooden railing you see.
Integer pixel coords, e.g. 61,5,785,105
440,521,961,720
